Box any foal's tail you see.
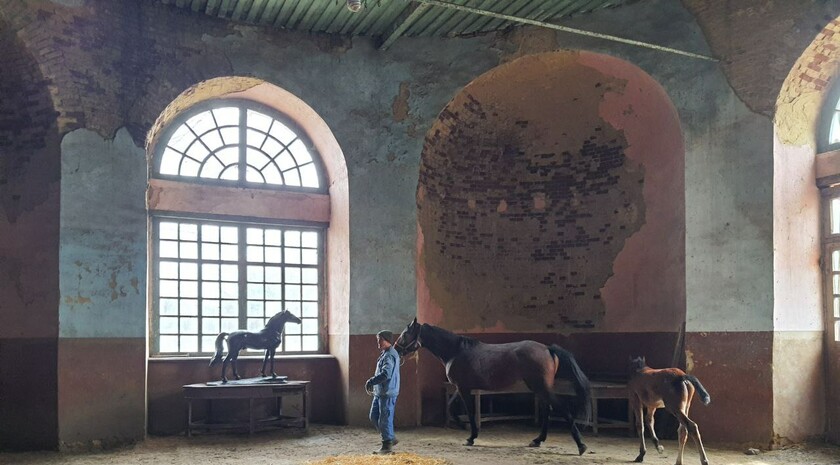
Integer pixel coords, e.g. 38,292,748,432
681,374,711,405
209,333,229,366
548,344,592,423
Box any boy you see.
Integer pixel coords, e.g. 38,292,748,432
365,329,400,454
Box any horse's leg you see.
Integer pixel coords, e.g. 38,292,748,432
447,388,466,429
646,406,664,453
231,351,241,380
260,350,269,377
269,347,277,377
459,391,479,446
542,390,586,455
633,397,647,462
677,410,709,465
529,398,549,447
221,352,234,383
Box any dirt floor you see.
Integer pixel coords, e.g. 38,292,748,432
2,424,839,465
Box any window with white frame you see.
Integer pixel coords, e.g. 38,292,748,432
150,100,326,355
824,195,840,342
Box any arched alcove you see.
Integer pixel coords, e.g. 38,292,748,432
417,51,684,335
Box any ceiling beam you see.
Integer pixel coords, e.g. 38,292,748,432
408,0,718,61
378,3,431,51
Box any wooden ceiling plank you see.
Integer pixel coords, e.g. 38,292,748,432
247,0,269,22
190,0,209,13
350,2,391,35
286,0,315,29
378,2,431,50
463,0,531,34
416,0,466,37
259,0,284,25
274,0,302,27
217,0,234,18
325,5,355,33
231,0,253,20
444,0,495,36
204,0,222,16
404,3,449,36
312,2,345,32
480,0,551,34
297,0,331,31
338,5,368,34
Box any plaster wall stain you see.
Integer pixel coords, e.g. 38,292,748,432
418,53,645,332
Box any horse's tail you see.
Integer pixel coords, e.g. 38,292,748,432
548,344,592,423
209,333,228,366
681,374,711,405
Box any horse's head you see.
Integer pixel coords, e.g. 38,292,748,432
394,317,422,356
629,355,646,372
267,309,302,331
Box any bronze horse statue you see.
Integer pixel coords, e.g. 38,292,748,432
209,310,301,383
395,318,592,454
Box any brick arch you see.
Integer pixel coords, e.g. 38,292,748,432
416,51,685,334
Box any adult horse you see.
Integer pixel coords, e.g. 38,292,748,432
394,318,592,454
209,309,301,383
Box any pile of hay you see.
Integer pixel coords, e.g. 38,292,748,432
307,452,449,465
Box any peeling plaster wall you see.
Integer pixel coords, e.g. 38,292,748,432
0,0,834,447
416,52,683,333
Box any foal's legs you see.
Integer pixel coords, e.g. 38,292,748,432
633,397,647,462
675,410,709,465
646,406,664,453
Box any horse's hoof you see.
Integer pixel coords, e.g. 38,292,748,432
221,379,228,384
464,439,474,446
528,440,541,448
657,445,665,453
578,444,588,456
634,455,644,463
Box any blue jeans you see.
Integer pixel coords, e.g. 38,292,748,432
369,395,397,442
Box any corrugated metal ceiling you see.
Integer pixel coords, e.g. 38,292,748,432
158,0,638,41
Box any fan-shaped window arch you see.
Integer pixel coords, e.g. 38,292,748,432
155,100,324,190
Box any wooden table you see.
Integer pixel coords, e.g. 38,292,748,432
183,379,309,436
444,380,632,435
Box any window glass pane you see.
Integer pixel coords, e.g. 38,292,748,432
202,282,220,299
200,157,224,179
221,318,238,332
302,318,318,335
247,228,263,245
167,125,194,153
832,198,840,234
221,264,238,281
212,107,239,127
265,247,282,263
186,111,216,136
180,262,198,280
180,317,198,334
836,320,840,342
160,298,179,315
216,145,238,165
266,266,283,283
286,248,301,264
160,280,179,297
202,264,219,281
221,299,238,315
286,267,301,284
302,285,318,301
302,335,319,352
159,240,179,258
266,301,283,314
248,301,264,317
202,336,217,353
160,317,178,334
202,224,219,243
181,299,198,316
180,336,198,353
246,166,264,183
284,168,301,186
300,163,319,188
160,222,179,240
285,336,301,352
247,109,273,132
263,164,283,185
275,152,296,171
289,139,313,165
180,242,198,259
203,300,220,316
302,268,318,284
247,129,267,149
221,244,238,261
263,138,284,157
834,297,839,318
830,112,840,145
248,318,263,331
220,226,238,243
248,265,264,282
248,284,264,300
301,249,317,265
302,302,318,318
265,284,282,300
301,232,318,248
269,121,297,144
247,246,264,262
221,283,238,299
201,131,223,152
202,243,219,260
203,318,220,334
220,166,239,181
181,158,200,177
265,230,282,246
160,261,178,279
160,336,178,353
159,148,182,175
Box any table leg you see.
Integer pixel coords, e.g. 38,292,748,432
187,399,193,437
249,398,256,435
303,384,310,432
592,397,599,435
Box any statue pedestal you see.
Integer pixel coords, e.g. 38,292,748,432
205,376,288,386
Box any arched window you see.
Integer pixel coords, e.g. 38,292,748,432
819,85,840,343
149,100,328,355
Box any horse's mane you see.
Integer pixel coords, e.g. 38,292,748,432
422,323,480,352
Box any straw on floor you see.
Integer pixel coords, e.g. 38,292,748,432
307,452,449,465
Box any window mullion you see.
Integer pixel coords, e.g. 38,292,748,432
238,225,247,335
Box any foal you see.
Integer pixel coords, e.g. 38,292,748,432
628,356,711,465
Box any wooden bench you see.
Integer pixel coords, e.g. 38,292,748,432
183,378,309,436
444,380,632,435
